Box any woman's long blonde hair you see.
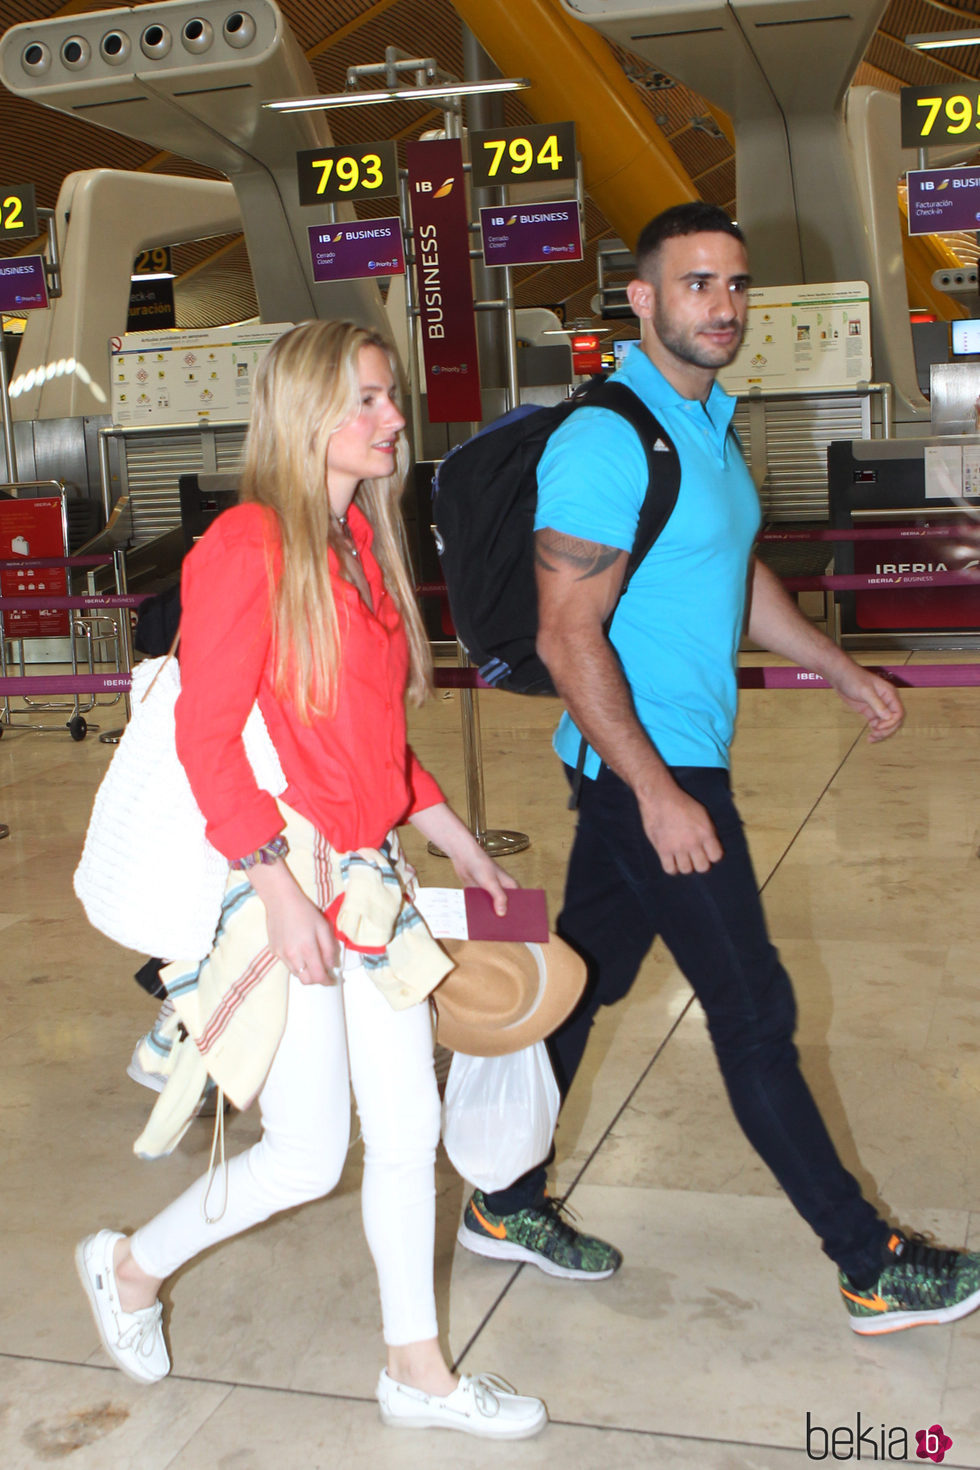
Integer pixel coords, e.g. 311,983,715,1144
239,319,432,720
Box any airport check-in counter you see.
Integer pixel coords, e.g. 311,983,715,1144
828,437,980,647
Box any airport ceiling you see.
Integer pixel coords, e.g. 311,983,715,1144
2,0,980,331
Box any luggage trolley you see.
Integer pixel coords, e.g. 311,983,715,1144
0,484,130,740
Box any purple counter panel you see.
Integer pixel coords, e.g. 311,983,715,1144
0,255,48,311
908,167,980,235
308,218,405,281
479,201,582,267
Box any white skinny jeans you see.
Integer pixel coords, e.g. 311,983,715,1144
130,959,442,1346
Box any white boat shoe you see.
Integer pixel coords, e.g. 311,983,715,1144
376,1368,547,1439
75,1229,170,1385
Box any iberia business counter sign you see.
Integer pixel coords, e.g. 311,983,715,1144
308,218,405,282
0,255,48,312
405,138,483,423
907,166,980,235
479,201,582,268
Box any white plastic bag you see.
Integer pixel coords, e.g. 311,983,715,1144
441,1041,560,1192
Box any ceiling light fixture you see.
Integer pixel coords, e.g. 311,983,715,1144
263,76,529,112
906,30,980,51
543,320,611,336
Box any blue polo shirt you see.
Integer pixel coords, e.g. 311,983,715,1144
534,346,760,775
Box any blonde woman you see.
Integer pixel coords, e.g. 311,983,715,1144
75,320,547,1441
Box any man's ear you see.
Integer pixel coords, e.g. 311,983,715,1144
626,276,654,320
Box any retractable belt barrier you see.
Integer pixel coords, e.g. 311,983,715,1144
0,554,116,569
782,570,979,593
6,575,963,605
424,571,980,597
737,664,980,689
0,594,148,611
6,661,978,700
5,532,978,854
754,522,980,594
431,665,980,690
758,527,973,543
0,673,134,695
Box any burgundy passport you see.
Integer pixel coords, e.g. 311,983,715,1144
463,886,550,942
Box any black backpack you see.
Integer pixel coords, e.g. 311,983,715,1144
431,376,682,696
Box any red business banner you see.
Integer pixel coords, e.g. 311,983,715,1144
404,138,483,423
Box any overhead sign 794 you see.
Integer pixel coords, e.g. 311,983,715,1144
469,122,576,188
901,86,980,147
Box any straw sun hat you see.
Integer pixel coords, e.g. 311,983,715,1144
432,936,586,1057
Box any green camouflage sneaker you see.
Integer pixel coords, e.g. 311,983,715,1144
457,1191,622,1280
840,1230,980,1335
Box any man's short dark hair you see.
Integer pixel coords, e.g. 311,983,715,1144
635,203,744,278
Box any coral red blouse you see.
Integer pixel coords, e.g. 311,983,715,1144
175,500,443,859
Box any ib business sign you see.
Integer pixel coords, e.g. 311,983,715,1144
907,167,980,236
405,138,482,424
308,218,405,282
480,201,582,268
0,255,48,312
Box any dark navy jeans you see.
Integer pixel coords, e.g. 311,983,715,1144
485,763,889,1283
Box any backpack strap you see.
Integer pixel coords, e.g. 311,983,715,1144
562,377,682,809
585,380,680,588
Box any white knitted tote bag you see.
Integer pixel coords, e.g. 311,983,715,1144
73,656,285,962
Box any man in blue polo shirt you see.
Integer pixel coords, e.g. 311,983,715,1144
458,202,980,1334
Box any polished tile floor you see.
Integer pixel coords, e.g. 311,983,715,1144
1,651,979,1468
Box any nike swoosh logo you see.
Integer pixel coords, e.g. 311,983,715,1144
840,1286,888,1312
470,1202,507,1240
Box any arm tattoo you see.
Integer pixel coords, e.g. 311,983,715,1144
535,528,621,581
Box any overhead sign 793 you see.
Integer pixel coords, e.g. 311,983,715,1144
296,142,398,205
901,86,980,147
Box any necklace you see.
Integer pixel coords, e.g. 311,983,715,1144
333,512,358,559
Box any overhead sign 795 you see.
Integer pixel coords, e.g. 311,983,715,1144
901,86,980,147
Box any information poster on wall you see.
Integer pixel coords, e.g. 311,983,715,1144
720,282,871,393
923,443,980,501
108,323,293,426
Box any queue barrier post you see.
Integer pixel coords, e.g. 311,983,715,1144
419,596,530,856
453,641,529,858
98,547,135,745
